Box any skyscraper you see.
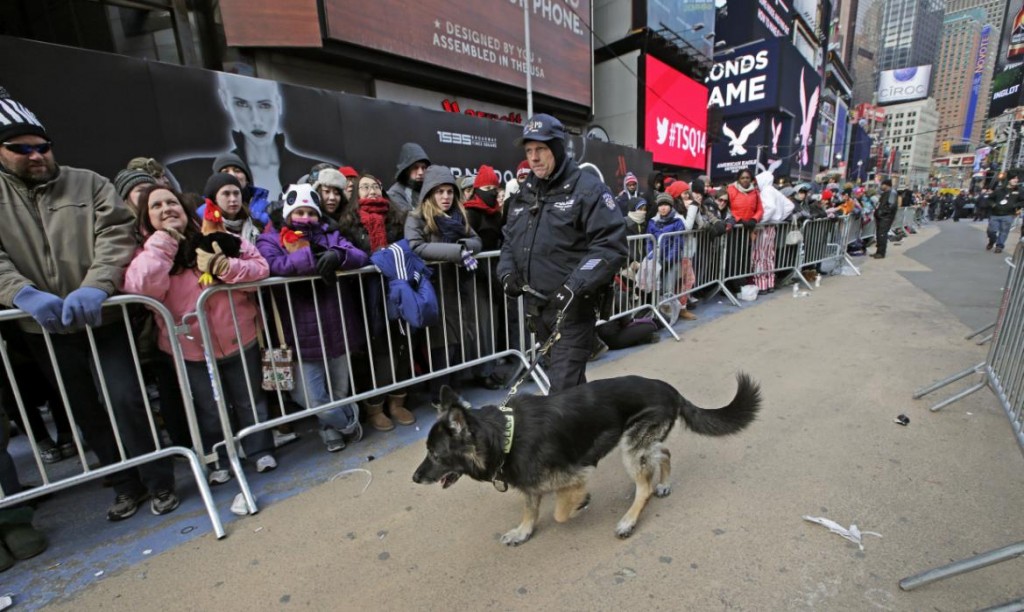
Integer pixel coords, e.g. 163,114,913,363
933,8,993,154
877,0,947,73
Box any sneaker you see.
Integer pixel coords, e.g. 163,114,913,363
679,309,698,321
986,243,994,251
339,405,362,442
320,427,346,453
150,490,180,516
106,491,148,521
207,469,232,486
272,429,298,448
255,455,278,473
39,443,62,465
995,246,1003,253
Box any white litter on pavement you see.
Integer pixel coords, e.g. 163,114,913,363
802,515,882,551
329,468,373,495
0,595,12,611
142,549,152,556
230,493,249,516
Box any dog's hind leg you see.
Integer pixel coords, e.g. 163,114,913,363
654,445,672,498
553,484,591,523
616,452,654,538
501,493,542,546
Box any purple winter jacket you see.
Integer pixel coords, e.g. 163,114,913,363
256,223,369,360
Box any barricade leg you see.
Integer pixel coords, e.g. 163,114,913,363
912,362,986,399
899,540,1024,591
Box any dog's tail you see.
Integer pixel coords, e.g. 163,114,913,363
677,373,761,436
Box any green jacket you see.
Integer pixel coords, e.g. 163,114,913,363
0,166,137,330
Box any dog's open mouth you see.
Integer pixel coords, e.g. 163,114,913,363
440,472,461,488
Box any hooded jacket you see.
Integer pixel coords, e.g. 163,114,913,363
614,172,642,216
255,222,368,360
497,156,627,298
211,152,271,226
0,166,137,332
386,143,430,212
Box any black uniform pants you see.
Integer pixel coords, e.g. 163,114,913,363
528,297,596,394
875,215,895,256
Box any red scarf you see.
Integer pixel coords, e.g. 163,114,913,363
463,195,501,215
358,197,391,252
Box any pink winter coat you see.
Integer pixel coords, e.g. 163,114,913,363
124,230,270,362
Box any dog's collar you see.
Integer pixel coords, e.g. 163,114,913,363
492,405,515,492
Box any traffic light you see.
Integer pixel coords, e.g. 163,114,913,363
985,128,996,142
941,141,951,153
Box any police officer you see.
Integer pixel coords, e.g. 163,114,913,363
497,114,627,392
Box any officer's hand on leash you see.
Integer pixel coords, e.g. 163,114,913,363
502,273,524,298
551,284,574,313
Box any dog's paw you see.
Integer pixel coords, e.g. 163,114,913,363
501,528,533,546
615,519,636,539
654,484,672,498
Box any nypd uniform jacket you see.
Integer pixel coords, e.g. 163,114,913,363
497,159,627,299
989,184,1022,217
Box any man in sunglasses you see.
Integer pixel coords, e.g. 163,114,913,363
0,89,177,521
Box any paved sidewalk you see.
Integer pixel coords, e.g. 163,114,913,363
14,221,1024,610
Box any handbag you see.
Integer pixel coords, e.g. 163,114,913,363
785,218,804,245
261,296,295,391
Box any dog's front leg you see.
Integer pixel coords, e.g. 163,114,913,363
553,484,590,523
501,493,541,546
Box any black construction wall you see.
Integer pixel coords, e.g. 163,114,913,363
0,36,650,197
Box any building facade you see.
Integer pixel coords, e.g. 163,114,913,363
882,97,940,186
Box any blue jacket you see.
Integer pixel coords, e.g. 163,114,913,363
646,214,685,262
370,239,439,329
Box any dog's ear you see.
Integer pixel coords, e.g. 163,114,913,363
445,406,470,437
438,385,460,411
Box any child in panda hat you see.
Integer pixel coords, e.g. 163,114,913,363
255,184,370,452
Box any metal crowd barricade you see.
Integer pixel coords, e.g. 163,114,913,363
193,252,542,514
799,215,856,276
900,242,1024,606
605,234,680,339
0,295,224,538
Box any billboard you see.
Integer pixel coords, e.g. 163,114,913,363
877,65,932,105
706,39,780,115
643,55,708,169
713,0,792,49
963,25,992,140
323,0,593,108
0,36,649,198
988,0,1024,117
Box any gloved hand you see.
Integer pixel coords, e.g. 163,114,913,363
316,249,342,284
61,286,108,329
13,286,65,334
162,227,186,243
743,219,757,230
551,284,574,313
195,242,228,275
501,273,523,298
460,250,478,271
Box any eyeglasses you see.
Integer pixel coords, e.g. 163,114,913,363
2,141,52,155
358,183,382,193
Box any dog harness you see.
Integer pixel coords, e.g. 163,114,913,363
491,405,515,492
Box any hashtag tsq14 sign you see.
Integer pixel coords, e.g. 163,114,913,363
643,55,709,169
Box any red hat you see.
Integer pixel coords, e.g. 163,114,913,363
666,181,690,199
821,189,833,201
473,165,500,188
516,160,530,179
339,166,358,179
664,177,676,187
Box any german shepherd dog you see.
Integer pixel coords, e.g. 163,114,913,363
412,374,761,545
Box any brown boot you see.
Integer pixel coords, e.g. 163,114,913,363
388,393,416,426
679,308,697,321
364,399,394,432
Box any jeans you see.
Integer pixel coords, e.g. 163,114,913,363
987,215,1014,248
291,357,358,433
185,347,273,465
23,322,175,496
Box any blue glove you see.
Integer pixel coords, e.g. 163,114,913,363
61,287,108,329
13,286,65,334
460,250,478,272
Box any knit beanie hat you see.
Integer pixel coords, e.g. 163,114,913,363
655,192,674,207
203,172,242,201
634,199,648,211
0,87,47,143
516,160,531,180
211,152,252,184
127,157,166,179
313,168,347,192
624,172,638,187
666,181,690,199
339,166,359,179
113,169,157,201
282,183,322,220
691,178,706,195
821,189,834,201
473,165,500,188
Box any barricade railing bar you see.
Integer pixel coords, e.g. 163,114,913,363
608,234,680,339
0,295,224,538
900,241,1024,604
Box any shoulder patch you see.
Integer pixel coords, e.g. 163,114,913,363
603,193,616,211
